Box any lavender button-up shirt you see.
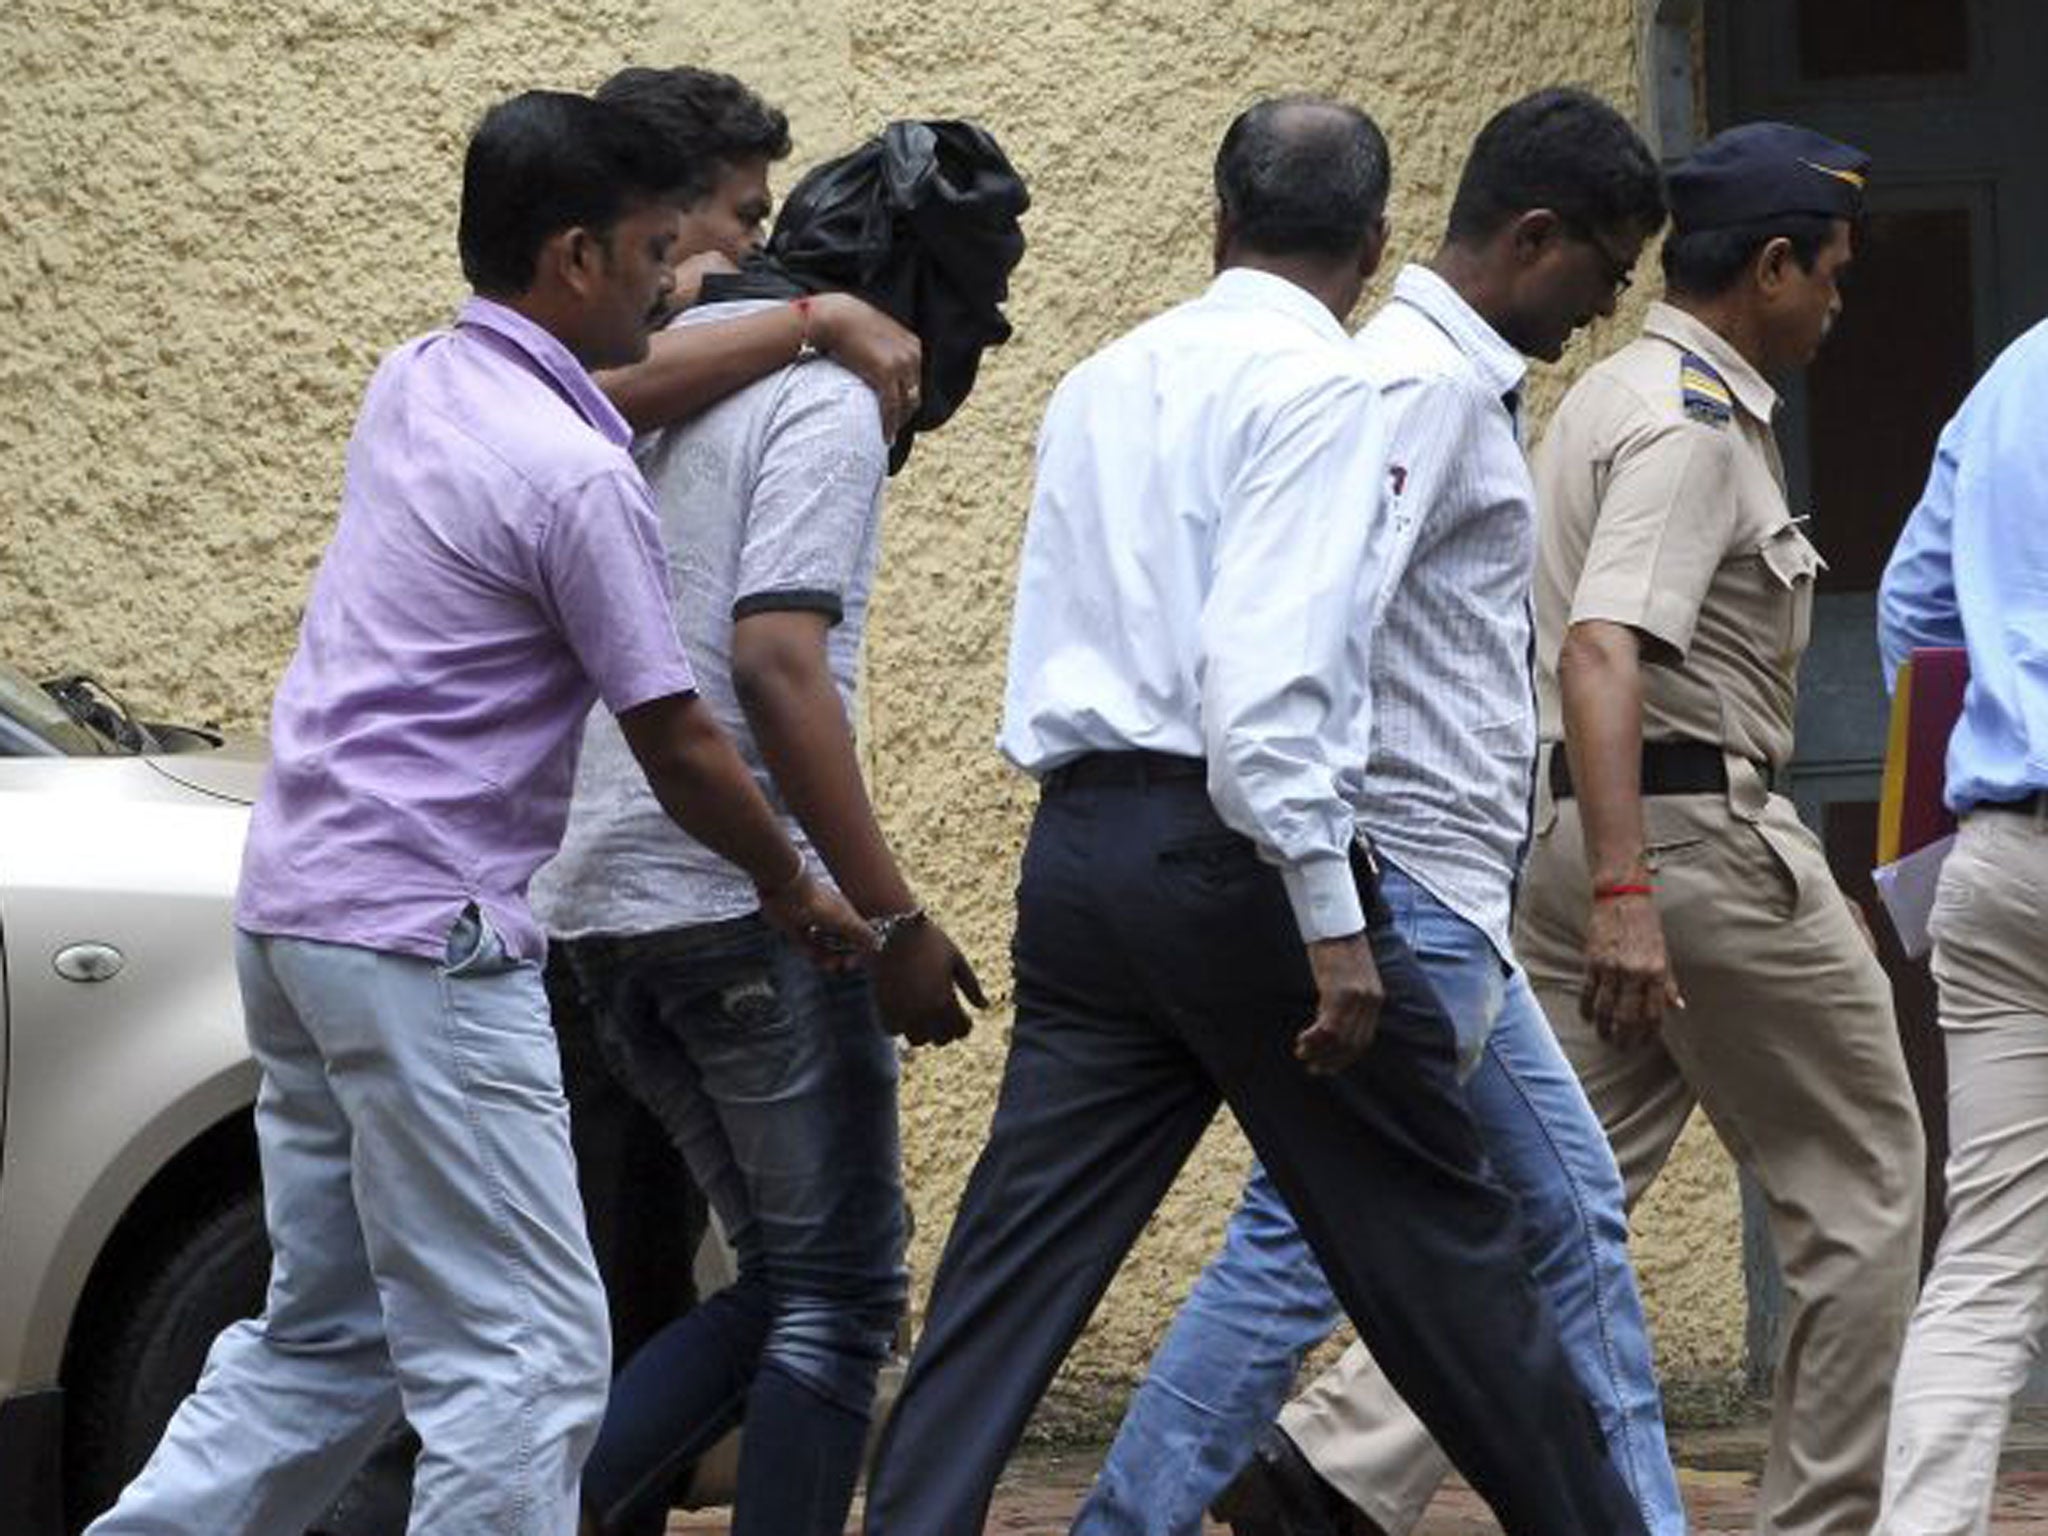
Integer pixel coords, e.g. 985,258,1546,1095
237,297,698,961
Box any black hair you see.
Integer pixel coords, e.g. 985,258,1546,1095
1661,212,1841,298
457,90,688,295
1445,87,1665,245
1214,96,1391,260
595,66,792,205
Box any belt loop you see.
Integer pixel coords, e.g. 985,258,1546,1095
1723,748,1769,824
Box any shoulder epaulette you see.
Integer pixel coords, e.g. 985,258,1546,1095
1679,351,1733,427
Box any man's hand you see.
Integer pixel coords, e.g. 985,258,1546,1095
663,250,741,318
873,916,987,1046
1294,932,1384,1076
759,871,878,971
1581,893,1684,1047
1844,894,1881,957
810,293,923,438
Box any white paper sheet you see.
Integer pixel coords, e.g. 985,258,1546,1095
1872,833,1956,961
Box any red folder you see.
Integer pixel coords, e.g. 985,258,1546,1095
1877,647,1969,863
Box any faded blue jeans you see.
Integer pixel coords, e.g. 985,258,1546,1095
567,914,906,1536
1074,863,1682,1536
88,908,611,1536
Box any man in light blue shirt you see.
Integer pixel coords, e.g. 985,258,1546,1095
1878,319,2048,811
1875,316,2048,1536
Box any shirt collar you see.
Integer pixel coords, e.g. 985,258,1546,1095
1203,267,1350,345
1388,263,1527,401
1642,300,1780,423
454,295,634,450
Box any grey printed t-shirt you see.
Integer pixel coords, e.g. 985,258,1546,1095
530,300,887,938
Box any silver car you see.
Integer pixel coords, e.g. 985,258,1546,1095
0,663,881,1533
0,663,266,1534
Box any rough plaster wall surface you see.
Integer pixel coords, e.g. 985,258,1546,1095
0,0,662,724
2,0,1746,1432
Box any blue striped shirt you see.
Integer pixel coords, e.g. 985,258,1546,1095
1353,265,1532,960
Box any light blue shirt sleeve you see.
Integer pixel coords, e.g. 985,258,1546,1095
1879,318,2048,807
1877,427,1964,690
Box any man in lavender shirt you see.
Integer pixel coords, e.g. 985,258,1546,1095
84,90,868,1536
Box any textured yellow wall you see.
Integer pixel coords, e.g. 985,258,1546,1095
0,0,1745,1432
0,0,665,722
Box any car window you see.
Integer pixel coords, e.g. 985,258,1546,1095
0,661,111,756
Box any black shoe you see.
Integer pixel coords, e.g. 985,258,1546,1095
1210,1425,1377,1536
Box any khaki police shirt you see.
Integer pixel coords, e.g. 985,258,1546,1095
1533,301,1824,772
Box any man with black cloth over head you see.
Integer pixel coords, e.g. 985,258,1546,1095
530,110,1028,1536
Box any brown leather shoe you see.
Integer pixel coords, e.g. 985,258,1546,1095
1209,1425,1390,1536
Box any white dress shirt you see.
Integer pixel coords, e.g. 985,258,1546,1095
1000,267,1393,942
1353,264,1535,959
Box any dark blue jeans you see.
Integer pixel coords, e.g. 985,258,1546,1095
861,770,1645,1536
1073,865,1679,1536
567,915,905,1536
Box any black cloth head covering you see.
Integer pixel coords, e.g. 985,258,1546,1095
1666,121,1870,235
700,119,1029,472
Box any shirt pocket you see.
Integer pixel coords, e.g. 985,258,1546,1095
1754,520,1825,662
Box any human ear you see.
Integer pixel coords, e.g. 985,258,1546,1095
554,226,607,298
1753,236,1794,296
1511,208,1564,266
1359,214,1391,281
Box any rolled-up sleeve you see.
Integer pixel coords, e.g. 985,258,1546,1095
1200,371,1390,942
1877,423,1964,688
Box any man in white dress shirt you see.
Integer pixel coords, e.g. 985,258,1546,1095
1071,88,1681,1536
860,96,1649,1536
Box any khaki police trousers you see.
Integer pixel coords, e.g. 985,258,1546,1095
1878,807,2048,1536
1285,765,1923,1536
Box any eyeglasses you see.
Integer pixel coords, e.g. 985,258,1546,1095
1571,226,1636,297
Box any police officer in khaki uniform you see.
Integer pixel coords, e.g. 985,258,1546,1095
1515,123,1924,1536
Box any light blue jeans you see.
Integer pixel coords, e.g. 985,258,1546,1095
1073,864,1682,1536
87,908,610,1536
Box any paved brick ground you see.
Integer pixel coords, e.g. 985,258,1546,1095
668,1436,2048,1533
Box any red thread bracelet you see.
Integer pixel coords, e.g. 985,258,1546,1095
1592,882,1654,901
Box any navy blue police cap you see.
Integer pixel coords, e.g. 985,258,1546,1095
1667,122,1869,235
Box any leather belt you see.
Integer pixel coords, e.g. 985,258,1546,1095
1041,749,1206,796
1548,740,1774,800
1976,790,2048,820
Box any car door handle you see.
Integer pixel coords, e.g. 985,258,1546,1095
54,943,125,983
